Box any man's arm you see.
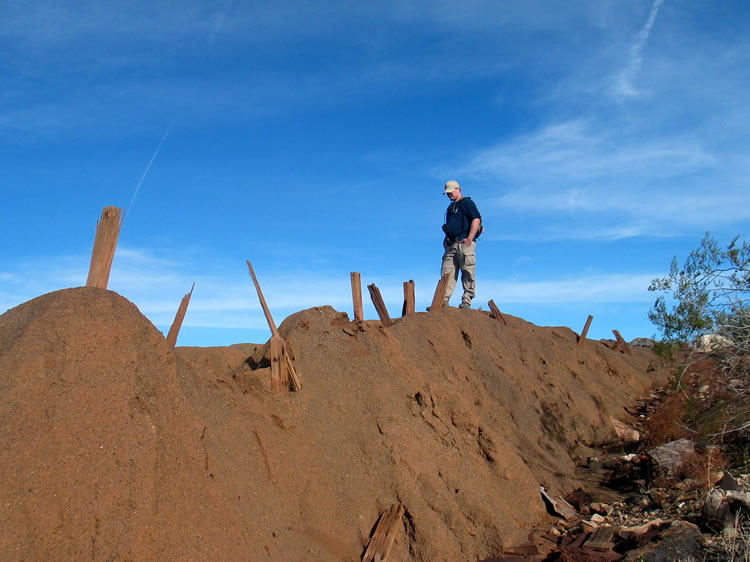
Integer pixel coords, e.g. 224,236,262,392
463,218,481,245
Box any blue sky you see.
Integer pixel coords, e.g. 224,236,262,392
2,0,749,346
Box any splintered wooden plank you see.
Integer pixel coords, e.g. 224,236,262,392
246,260,300,393
351,272,364,322
86,206,124,289
612,329,631,355
584,526,616,551
430,274,450,312
166,282,195,348
362,504,405,562
577,315,593,347
402,280,415,316
282,344,302,392
269,335,284,392
367,283,393,327
540,487,578,521
246,260,280,337
488,299,507,325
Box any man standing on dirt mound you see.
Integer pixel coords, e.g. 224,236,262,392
440,179,482,309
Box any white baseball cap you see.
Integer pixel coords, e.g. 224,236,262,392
444,180,460,193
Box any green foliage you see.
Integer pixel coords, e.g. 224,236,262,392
648,233,750,346
651,340,679,362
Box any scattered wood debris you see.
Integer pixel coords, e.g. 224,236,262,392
362,503,405,562
540,486,578,521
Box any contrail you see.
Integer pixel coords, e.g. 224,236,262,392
127,1,233,211
128,119,174,210
617,0,664,98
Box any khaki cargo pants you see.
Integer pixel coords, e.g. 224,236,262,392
441,240,476,307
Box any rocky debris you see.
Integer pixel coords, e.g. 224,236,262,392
537,418,750,561
716,470,741,491
541,348,750,561
623,521,704,561
648,438,696,474
610,417,640,443
540,474,710,561
693,333,733,352
702,488,750,534
629,338,655,349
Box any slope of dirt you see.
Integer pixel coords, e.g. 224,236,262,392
0,288,669,560
0,288,249,560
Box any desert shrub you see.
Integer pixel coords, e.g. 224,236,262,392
648,234,750,447
676,449,727,491
651,339,681,362
644,395,691,445
649,233,750,352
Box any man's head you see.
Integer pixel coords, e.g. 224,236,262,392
444,180,462,201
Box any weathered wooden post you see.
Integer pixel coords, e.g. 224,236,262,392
367,283,393,327
429,273,451,312
612,329,632,355
166,282,195,348
402,280,415,316
86,206,124,289
577,315,593,347
488,299,507,325
350,272,364,322
246,260,301,391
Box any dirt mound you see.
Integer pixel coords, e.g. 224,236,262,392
0,289,669,560
0,288,247,559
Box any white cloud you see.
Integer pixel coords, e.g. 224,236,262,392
482,273,657,305
0,246,659,331
460,119,750,240
614,0,665,100
466,120,714,184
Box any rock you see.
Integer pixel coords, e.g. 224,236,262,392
648,438,695,474
702,488,750,533
623,521,703,561
581,520,598,533
728,378,743,390
610,416,640,442
717,471,741,491
629,338,655,348
693,333,732,352
590,502,611,515
564,487,592,510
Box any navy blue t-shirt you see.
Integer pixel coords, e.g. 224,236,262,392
443,197,481,241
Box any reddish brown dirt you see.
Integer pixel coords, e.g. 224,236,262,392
0,287,670,560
